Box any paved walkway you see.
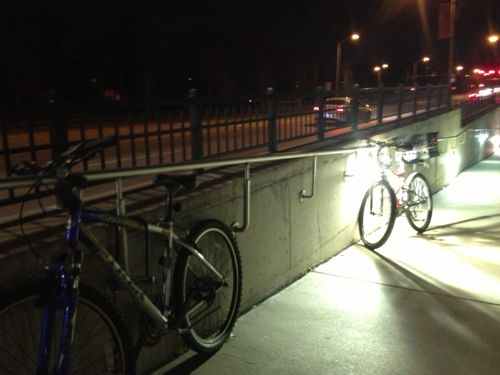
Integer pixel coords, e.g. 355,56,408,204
154,155,500,375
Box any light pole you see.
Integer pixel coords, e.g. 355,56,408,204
447,0,456,84
335,33,359,91
412,56,430,86
486,34,498,65
373,64,389,85
455,65,464,90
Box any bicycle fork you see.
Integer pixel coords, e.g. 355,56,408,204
37,251,81,375
369,184,384,216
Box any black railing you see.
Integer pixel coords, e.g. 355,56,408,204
3,84,494,205
460,94,497,124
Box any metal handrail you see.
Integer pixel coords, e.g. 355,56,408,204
0,146,368,190
299,156,317,202
0,146,366,234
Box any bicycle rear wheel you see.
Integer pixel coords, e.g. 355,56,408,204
404,172,433,233
175,219,242,353
0,282,135,374
358,180,397,250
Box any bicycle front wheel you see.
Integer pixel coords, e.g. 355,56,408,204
175,219,242,353
358,180,397,250
0,282,135,374
404,172,433,233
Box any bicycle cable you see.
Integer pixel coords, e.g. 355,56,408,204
19,177,47,268
18,161,62,269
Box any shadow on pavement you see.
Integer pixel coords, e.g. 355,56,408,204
427,213,500,231
156,352,214,375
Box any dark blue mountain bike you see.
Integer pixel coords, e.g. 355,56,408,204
0,137,242,374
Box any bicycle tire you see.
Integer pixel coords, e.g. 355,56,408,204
404,172,433,233
174,219,242,353
0,282,136,374
358,180,397,250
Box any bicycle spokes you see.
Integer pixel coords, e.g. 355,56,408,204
358,181,397,249
369,185,389,216
406,182,428,217
405,173,433,233
184,261,232,326
0,286,132,375
176,220,241,352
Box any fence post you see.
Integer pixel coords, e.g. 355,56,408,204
49,102,68,159
350,84,360,131
315,86,325,140
426,84,432,116
447,83,452,108
267,87,277,153
188,88,203,160
396,84,404,125
436,85,442,108
377,83,384,126
412,84,418,115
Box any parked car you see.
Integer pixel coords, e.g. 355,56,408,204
313,97,372,125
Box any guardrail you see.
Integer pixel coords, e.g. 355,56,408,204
460,94,497,124
1,85,497,208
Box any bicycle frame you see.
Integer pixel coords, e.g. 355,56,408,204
37,252,79,374
37,204,225,373
380,161,426,214
81,206,225,322
374,147,414,213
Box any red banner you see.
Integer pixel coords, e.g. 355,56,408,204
438,2,452,39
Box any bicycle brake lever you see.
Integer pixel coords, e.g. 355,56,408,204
11,161,43,176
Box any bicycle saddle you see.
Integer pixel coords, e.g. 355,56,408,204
154,174,197,191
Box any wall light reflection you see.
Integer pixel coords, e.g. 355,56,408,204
443,151,461,183
489,135,500,154
320,250,383,313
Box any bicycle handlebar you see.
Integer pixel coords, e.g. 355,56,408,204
56,136,117,167
13,136,117,178
366,139,413,151
366,138,428,167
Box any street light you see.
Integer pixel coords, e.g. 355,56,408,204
454,66,464,91
488,35,499,44
335,33,360,91
373,64,389,85
412,56,430,85
486,34,498,68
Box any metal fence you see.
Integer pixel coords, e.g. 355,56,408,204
461,94,498,123
0,84,497,207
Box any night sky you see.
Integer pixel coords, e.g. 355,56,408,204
0,0,498,102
